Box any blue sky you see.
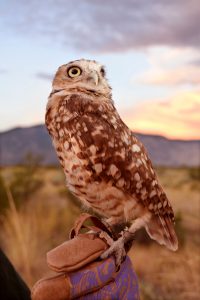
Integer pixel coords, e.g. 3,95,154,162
1,0,200,139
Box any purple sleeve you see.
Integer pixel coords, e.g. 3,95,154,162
69,256,140,300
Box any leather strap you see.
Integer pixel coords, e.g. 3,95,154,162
69,213,112,239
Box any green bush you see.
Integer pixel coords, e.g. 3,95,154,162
9,153,44,207
188,167,200,181
175,211,185,247
0,174,8,213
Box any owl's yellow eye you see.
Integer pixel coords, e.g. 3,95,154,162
67,66,82,78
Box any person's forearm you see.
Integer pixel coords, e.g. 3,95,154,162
0,249,31,300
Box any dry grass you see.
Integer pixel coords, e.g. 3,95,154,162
130,244,200,300
1,200,79,285
0,167,199,299
0,167,80,286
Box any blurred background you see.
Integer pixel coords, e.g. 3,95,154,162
0,1,200,299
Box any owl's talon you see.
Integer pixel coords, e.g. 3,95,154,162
100,236,126,268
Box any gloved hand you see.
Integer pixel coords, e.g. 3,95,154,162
31,214,140,300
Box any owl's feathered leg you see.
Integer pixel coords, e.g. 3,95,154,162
101,213,151,267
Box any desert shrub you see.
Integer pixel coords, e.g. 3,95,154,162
0,173,8,213
9,153,44,207
175,211,186,247
180,167,200,190
188,167,200,181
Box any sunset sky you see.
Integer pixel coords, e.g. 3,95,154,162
0,0,200,140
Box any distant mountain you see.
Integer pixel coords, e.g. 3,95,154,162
0,125,199,167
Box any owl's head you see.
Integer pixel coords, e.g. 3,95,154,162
51,59,112,98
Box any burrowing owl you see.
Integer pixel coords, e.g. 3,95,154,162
45,59,178,265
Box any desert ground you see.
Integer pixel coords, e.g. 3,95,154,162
0,166,199,300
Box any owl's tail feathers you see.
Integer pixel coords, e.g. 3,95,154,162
145,214,178,251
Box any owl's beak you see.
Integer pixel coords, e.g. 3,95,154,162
89,71,99,85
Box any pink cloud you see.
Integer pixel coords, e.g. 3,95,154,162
120,91,200,140
133,48,200,87
3,1,200,52
137,65,200,86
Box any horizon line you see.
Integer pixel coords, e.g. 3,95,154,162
1,123,200,142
